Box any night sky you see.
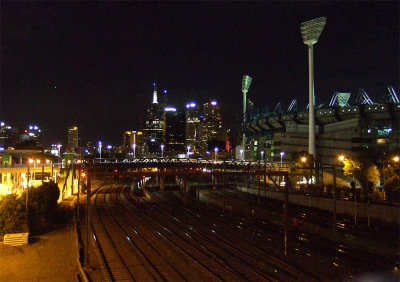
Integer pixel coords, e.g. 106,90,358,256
1,1,398,147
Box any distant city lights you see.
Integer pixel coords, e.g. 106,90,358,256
186,102,197,109
164,107,177,112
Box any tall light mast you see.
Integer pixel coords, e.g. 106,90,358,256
241,75,252,150
300,17,326,158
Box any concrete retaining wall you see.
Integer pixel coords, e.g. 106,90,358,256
237,187,400,225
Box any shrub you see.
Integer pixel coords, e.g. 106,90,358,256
0,194,26,235
384,175,400,203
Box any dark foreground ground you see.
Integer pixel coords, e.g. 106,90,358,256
0,218,79,281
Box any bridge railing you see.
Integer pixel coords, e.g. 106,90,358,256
84,158,291,169
0,163,62,169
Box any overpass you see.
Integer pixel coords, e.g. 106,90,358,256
80,158,290,192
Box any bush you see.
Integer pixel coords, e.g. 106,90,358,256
0,182,63,235
0,194,26,235
384,175,400,203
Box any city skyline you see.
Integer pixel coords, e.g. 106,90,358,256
1,2,398,146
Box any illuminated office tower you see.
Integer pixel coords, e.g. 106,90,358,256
67,126,79,152
164,107,185,157
199,100,225,153
0,122,18,149
123,131,132,154
123,130,144,156
142,83,164,156
185,102,201,153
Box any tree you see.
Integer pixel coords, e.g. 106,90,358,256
384,175,400,203
343,156,380,197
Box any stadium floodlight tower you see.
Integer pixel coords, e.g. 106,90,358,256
300,16,326,159
241,75,252,149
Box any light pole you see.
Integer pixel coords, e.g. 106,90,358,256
214,147,219,163
187,145,191,159
57,144,62,167
133,143,137,159
98,141,102,160
240,149,244,161
280,151,285,166
26,158,33,212
161,144,164,158
241,75,252,152
300,17,326,159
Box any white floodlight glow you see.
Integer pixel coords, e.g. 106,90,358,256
211,101,217,106
190,102,196,107
300,17,326,159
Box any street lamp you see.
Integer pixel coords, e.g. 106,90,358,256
161,144,164,158
301,16,326,159
214,147,219,162
26,158,33,212
242,75,252,151
280,152,285,166
261,150,264,162
98,141,102,160
132,143,137,159
57,144,62,167
240,149,244,161
187,145,191,159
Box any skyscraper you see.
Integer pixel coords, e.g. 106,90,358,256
165,107,185,157
67,126,79,152
142,83,164,156
0,122,18,149
123,130,144,157
200,100,224,152
185,102,201,153
123,131,132,154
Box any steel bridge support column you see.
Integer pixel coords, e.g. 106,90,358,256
160,174,165,191
283,173,289,256
333,167,337,241
264,163,267,197
84,171,91,269
183,174,187,206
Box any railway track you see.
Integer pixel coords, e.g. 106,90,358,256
88,181,397,281
125,186,315,280
91,186,134,281
188,187,399,277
